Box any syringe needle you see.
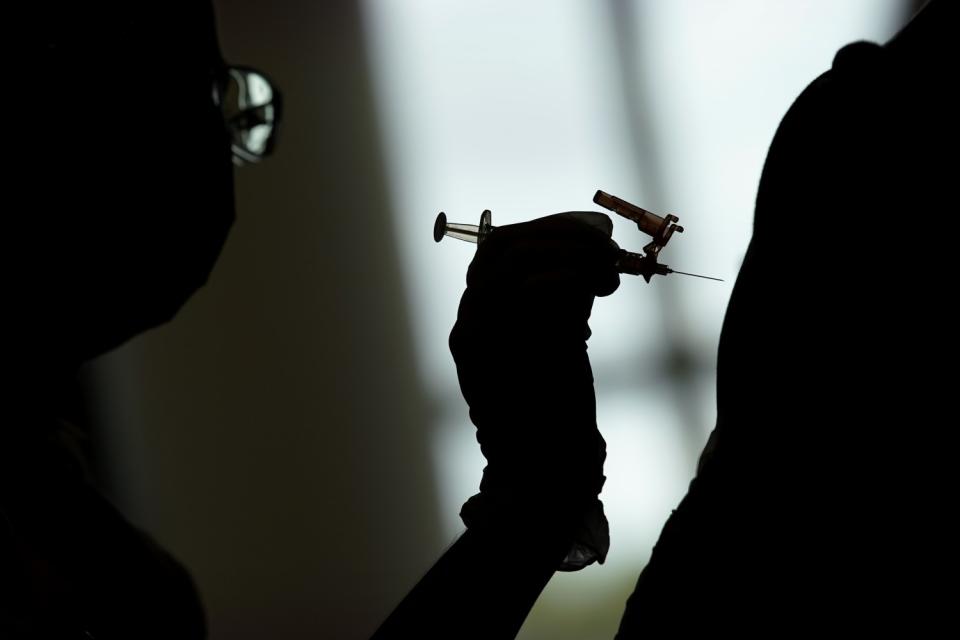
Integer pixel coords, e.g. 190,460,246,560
668,269,724,282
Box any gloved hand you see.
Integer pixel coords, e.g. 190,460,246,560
449,211,620,570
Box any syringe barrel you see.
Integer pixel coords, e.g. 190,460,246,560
444,222,482,243
434,210,494,245
593,190,668,237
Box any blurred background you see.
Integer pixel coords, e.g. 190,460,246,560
84,1,913,638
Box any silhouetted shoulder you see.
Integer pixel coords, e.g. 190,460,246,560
832,40,885,74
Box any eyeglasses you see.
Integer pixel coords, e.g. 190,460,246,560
212,65,283,166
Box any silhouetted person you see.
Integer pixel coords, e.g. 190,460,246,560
3,2,278,636
616,0,956,634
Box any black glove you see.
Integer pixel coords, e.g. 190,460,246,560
449,211,620,571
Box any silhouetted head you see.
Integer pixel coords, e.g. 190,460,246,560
14,1,277,382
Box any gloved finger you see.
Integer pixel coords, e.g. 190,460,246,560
476,212,616,281
467,212,621,298
459,251,599,335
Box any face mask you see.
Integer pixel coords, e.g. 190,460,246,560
13,1,275,370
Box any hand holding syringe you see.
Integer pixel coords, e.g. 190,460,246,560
436,190,719,580
434,190,722,282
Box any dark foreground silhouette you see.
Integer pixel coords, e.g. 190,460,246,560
617,2,955,634
4,2,277,637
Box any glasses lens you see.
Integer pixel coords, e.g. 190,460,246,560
241,71,273,107
221,67,280,164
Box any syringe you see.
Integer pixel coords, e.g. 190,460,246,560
434,203,722,282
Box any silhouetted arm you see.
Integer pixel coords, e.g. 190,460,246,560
373,213,620,639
